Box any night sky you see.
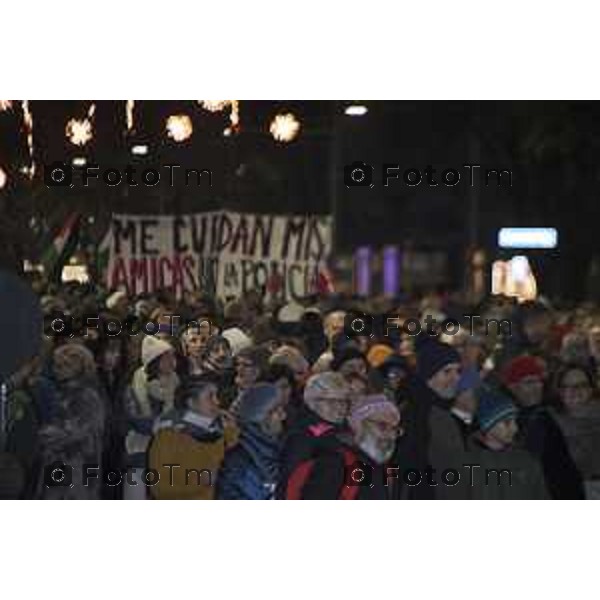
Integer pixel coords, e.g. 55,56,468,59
2,100,600,299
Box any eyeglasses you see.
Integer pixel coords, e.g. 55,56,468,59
365,419,404,437
560,383,591,391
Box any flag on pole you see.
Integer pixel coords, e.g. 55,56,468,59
41,213,80,280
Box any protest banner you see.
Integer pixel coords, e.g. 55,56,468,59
100,211,332,301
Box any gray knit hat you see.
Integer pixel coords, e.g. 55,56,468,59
235,383,282,425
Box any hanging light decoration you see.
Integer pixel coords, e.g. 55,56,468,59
197,100,240,133
199,100,231,112
269,112,301,142
0,100,13,112
126,100,135,132
166,114,193,142
230,100,240,130
0,166,7,189
66,102,96,147
21,101,35,178
66,118,93,146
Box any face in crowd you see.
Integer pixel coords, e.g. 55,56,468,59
235,355,261,390
558,367,594,414
509,375,544,407
260,396,287,438
338,357,367,380
324,311,346,345
523,312,553,346
205,339,232,369
306,385,351,424
189,382,221,420
427,363,462,400
352,408,401,464
481,417,518,451
182,319,214,359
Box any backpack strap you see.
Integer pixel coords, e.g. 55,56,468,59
339,448,361,500
285,458,316,499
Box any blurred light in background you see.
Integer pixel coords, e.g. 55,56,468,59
166,114,193,142
269,112,301,142
383,245,400,297
131,144,149,155
72,157,87,167
0,166,7,189
355,246,372,296
345,104,368,116
498,227,558,249
66,117,93,146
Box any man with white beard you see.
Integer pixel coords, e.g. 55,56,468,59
286,394,401,499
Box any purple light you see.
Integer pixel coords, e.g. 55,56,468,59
355,246,372,296
383,245,399,296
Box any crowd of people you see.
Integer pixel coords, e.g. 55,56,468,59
2,278,600,500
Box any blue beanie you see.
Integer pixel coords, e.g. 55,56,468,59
415,334,461,381
475,385,518,433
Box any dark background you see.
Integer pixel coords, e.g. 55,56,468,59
1,100,599,300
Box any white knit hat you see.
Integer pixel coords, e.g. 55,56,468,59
141,335,173,367
221,327,253,356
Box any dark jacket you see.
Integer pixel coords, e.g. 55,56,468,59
285,433,394,500
277,403,346,498
466,438,549,500
395,377,473,499
518,405,585,499
217,423,280,500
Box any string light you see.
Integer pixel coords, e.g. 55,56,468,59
126,100,135,132
66,102,96,146
166,114,193,142
230,100,240,131
21,101,35,178
199,100,230,112
269,112,301,142
0,100,12,112
197,100,240,132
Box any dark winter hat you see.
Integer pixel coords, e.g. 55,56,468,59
331,346,367,372
235,383,282,425
415,334,460,381
475,385,518,433
378,354,410,378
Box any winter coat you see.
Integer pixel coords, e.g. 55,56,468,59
284,432,393,500
277,403,347,499
395,377,473,499
124,368,179,467
147,410,239,500
553,403,600,495
518,405,585,499
216,422,280,500
4,386,41,498
466,439,549,500
38,376,106,499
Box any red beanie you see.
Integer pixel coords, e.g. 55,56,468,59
501,355,546,386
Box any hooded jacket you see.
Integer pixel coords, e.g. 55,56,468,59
216,422,280,500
